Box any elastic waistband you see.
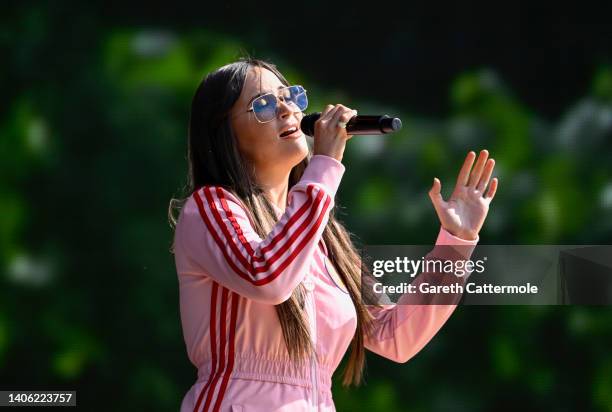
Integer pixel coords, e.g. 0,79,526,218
197,354,333,393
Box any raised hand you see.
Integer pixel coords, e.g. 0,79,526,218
428,150,498,241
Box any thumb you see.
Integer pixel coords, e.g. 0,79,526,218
429,177,444,208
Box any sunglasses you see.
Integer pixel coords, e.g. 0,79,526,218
246,85,308,123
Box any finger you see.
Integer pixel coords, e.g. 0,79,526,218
468,149,489,187
476,158,495,192
457,151,476,187
320,104,339,122
316,105,340,132
319,106,341,129
329,104,351,126
334,108,357,131
428,177,444,208
337,107,356,122
320,104,334,120
484,177,498,200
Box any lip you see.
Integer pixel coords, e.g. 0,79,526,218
278,123,302,140
279,128,304,140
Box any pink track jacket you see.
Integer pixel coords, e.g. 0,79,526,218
174,155,479,412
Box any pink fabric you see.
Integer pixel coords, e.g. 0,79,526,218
174,154,479,412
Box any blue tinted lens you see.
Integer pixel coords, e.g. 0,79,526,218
252,95,277,122
288,86,308,110
251,86,308,122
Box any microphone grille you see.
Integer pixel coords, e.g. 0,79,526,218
300,112,321,137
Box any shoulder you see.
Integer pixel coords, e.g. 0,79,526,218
178,185,251,228
194,185,245,206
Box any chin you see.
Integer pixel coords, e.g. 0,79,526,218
283,136,309,166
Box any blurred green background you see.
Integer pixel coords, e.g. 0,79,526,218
1,2,611,411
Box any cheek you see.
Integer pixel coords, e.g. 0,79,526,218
233,120,278,160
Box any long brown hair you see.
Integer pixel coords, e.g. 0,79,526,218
169,57,374,386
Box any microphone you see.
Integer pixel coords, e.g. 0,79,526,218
300,113,402,136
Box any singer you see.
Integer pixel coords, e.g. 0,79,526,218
169,58,498,411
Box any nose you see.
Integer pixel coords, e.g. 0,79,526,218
277,98,294,119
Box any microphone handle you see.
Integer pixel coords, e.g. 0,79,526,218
345,115,401,135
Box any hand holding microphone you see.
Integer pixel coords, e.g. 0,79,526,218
311,104,358,162
308,104,403,162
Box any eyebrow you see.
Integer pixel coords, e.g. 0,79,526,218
247,85,285,107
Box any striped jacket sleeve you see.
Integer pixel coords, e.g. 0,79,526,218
174,155,345,305
364,227,479,363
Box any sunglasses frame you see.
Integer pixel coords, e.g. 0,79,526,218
246,85,308,124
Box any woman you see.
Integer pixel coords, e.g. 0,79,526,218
170,58,498,412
